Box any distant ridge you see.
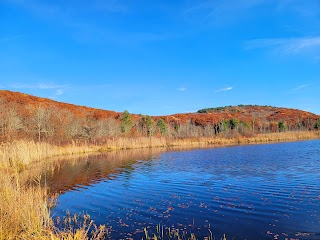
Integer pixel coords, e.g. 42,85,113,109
0,90,319,141
0,90,318,119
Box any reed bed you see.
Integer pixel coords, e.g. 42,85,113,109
1,131,319,169
0,172,50,239
142,225,228,240
0,171,106,239
0,141,98,170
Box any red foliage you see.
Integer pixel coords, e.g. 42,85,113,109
1,90,318,128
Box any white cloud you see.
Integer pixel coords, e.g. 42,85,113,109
55,89,64,95
178,87,187,91
292,84,311,90
8,82,68,97
245,37,320,54
215,87,233,93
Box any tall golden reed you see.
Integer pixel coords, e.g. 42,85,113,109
1,131,319,168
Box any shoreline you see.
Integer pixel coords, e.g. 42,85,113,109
1,131,320,170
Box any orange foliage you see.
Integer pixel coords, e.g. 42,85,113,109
0,90,319,129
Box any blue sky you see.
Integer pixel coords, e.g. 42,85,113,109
1,0,320,115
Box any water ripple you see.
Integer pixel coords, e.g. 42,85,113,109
51,140,320,239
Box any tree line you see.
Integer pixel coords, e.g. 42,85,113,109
0,102,319,142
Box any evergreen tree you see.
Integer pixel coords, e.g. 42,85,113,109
229,118,239,130
139,115,154,136
220,120,230,132
157,119,167,135
121,110,133,133
315,119,320,130
278,121,286,132
145,115,154,136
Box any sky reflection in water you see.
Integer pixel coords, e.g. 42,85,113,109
45,141,320,240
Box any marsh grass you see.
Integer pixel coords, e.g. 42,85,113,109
0,172,51,239
142,224,228,240
0,171,106,239
1,131,319,169
53,212,108,240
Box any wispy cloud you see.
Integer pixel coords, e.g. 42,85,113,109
215,87,233,93
292,84,311,91
178,87,187,91
55,89,64,96
245,37,320,54
8,82,69,97
9,82,68,90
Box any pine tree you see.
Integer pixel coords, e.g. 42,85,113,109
315,119,320,130
278,121,286,132
157,119,167,135
121,110,133,133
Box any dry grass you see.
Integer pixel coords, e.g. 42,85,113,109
0,171,106,239
0,172,51,239
143,224,228,240
0,141,97,170
1,131,319,169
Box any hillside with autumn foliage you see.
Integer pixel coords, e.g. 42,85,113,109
0,90,319,142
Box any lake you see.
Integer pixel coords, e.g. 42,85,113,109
44,140,320,239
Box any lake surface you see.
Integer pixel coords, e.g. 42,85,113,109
45,140,320,239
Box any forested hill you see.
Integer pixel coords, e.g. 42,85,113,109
0,90,319,141
0,90,121,119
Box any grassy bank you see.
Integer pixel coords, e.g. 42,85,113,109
0,131,319,239
1,131,319,169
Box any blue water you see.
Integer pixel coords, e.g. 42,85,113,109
49,140,320,239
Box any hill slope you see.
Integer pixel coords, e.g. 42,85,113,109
0,90,319,141
0,90,120,119
170,105,318,126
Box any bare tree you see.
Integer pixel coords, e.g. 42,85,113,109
29,105,51,141
96,118,120,138
81,117,98,140
203,124,215,137
6,108,23,139
66,120,82,139
0,99,23,140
